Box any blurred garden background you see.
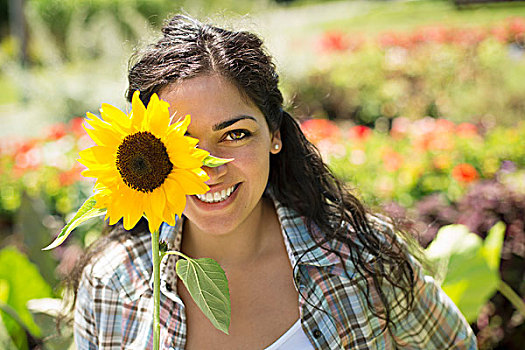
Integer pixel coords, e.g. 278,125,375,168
1,0,525,349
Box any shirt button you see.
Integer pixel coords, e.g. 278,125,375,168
313,329,322,338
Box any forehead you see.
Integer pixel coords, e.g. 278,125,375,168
158,74,264,126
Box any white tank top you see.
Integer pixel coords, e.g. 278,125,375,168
264,319,315,350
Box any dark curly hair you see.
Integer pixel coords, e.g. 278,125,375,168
66,14,420,336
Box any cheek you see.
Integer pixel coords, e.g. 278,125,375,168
234,146,271,184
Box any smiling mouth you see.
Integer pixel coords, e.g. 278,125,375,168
195,184,240,203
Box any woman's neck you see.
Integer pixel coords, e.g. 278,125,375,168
181,197,280,269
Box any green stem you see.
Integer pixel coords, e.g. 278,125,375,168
498,280,525,317
151,229,160,350
164,250,191,260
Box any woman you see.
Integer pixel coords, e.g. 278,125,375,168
72,14,476,349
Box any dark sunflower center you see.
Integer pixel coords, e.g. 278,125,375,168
116,131,173,193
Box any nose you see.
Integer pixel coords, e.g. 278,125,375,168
203,164,227,185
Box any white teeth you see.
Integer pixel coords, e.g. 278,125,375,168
196,185,237,203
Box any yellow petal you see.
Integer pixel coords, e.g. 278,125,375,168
191,148,210,162
162,178,186,216
81,168,119,184
170,115,191,136
143,94,160,131
78,146,115,166
131,91,146,132
106,196,124,226
162,200,176,227
191,168,210,181
143,196,162,233
147,216,162,234
168,150,203,169
122,189,144,230
164,135,192,153
100,103,132,133
169,170,209,194
150,187,167,222
150,99,171,138
84,114,123,147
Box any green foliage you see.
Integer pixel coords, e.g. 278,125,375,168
27,0,266,51
317,0,525,35
425,223,505,323
0,314,17,350
482,222,505,271
176,257,231,334
0,248,53,349
287,25,525,126
317,120,525,206
15,193,60,287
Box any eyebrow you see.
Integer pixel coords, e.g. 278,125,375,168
212,116,257,131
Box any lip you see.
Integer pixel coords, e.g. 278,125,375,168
191,183,241,211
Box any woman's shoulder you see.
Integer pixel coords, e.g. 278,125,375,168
80,227,152,300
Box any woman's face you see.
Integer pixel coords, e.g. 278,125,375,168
159,74,281,235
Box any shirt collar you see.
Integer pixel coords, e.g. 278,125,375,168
272,199,340,268
154,192,340,271
149,190,375,300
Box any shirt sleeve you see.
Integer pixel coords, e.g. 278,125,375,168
74,269,123,350
388,262,478,349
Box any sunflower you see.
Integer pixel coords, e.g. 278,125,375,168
78,91,210,233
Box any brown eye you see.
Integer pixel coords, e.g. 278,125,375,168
224,129,250,141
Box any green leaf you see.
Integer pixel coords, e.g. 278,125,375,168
482,221,505,271
202,155,234,168
0,248,53,343
176,257,231,334
425,224,500,323
42,195,105,250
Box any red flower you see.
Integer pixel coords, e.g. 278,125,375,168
59,163,84,186
491,24,509,43
435,119,455,133
69,117,86,137
452,163,479,183
13,143,41,176
450,28,486,47
456,123,478,137
15,139,38,156
348,125,371,142
379,32,410,49
319,31,350,52
508,17,525,36
419,26,449,45
45,123,67,140
390,117,410,139
300,119,340,144
508,17,525,44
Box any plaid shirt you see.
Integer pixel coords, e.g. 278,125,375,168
74,197,477,349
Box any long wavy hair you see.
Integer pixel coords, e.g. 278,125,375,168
66,14,419,334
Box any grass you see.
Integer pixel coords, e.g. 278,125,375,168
317,0,525,35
